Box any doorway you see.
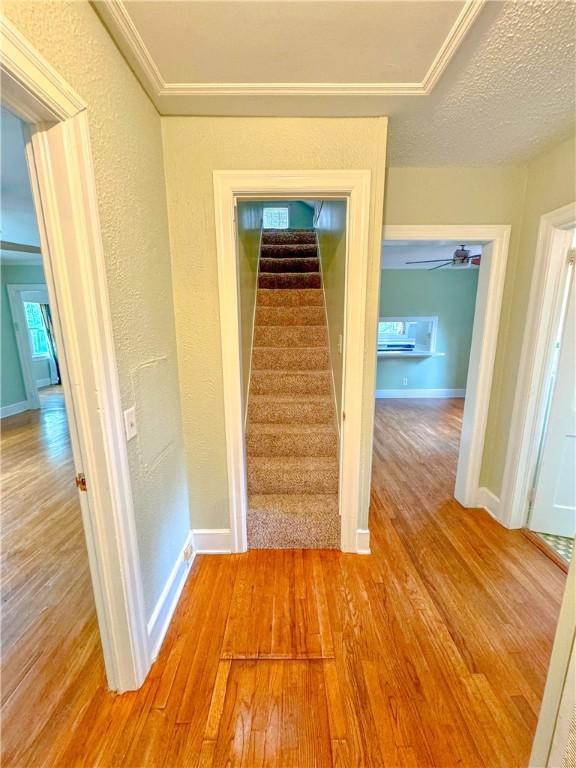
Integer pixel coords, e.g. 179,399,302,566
1,20,150,693
213,170,374,553
524,229,575,566
238,198,345,549
0,106,101,764
382,225,510,510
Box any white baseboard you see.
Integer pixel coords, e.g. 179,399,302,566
147,530,194,661
192,528,232,554
0,400,29,418
476,487,501,522
36,377,52,388
375,388,466,399
356,528,371,554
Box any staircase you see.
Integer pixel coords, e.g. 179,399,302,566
246,229,340,549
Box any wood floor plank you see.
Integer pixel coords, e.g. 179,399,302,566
1,395,565,767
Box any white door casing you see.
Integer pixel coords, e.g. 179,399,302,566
1,16,150,691
529,273,576,538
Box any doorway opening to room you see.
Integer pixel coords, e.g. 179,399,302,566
379,225,510,514
376,239,481,510
237,198,345,550
213,170,373,554
522,228,575,568
0,106,102,764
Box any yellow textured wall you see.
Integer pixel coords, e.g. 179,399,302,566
317,200,347,422
162,117,387,529
237,201,263,414
3,2,190,618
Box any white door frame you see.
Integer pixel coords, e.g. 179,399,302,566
213,170,372,553
500,202,576,529
1,18,150,691
382,224,511,509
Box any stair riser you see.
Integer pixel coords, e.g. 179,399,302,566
248,400,333,424
261,231,316,245
261,244,318,258
256,306,325,326
259,273,321,289
254,326,327,348
247,467,338,495
260,257,319,273
257,289,323,307
249,371,332,396
247,511,339,549
246,431,338,457
252,347,329,371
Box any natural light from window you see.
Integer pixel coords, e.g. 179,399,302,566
377,316,438,355
263,207,289,229
24,302,49,358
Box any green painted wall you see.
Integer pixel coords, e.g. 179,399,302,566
377,269,479,391
262,201,314,229
317,200,346,421
237,201,263,413
1,263,48,408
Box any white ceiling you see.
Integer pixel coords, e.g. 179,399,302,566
1,106,42,265
382,241,482,270
94,0,576,165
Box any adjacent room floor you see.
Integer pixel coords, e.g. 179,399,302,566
0,387,101,767
2,397,566,767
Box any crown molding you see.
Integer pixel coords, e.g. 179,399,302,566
94,0,485,101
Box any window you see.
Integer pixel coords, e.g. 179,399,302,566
263,207,289,229
377,316,438,355
24,302,49,358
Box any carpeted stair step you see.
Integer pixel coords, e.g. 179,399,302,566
254,325,327,348
261,243,318,258
257,289,323,307
255,305,325,326
252,346,329,371
260,257,319,273
248,394,333,424
261,230,316,245
248,494,340,549
246,423,338,457
249,370,332,396
258,272,321,289
247,456,338,494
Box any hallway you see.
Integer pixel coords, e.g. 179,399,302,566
0,388,101,767
4,398,565,767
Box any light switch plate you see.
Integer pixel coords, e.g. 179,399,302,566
123,406,138,441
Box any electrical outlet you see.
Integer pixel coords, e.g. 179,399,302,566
183,544,194,562
123,406,138,441
402,377,408,386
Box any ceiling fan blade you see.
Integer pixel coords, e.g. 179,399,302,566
429,262,451,271
405,259,453,264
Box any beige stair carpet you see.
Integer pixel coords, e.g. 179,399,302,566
246,229,340,549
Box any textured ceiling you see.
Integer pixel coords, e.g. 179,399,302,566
387,0,576,165
95,0,575,165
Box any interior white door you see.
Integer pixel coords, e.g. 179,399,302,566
529,271,576,538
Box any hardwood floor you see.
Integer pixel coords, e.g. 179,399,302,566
1,387,102,767
1,397,565,767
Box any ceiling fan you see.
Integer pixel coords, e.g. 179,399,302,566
406,245,481,270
